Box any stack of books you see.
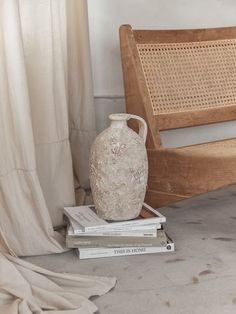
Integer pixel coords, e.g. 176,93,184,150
63,203,174,259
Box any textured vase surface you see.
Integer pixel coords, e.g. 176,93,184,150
89,113,148,221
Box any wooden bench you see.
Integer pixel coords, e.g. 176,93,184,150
119,24,236,208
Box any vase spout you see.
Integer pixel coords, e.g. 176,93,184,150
109,113,147,143
109,113,129,128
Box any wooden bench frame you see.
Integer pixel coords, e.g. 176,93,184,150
120,24,236,207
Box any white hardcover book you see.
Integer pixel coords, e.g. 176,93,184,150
67,225,159,237
68,215,161,234
64,203,166,232
70,220,161,233
78,238,174,259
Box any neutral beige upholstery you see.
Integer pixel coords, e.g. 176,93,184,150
178,138,236,157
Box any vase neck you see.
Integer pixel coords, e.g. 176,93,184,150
110,120,128,128
109,114,129,129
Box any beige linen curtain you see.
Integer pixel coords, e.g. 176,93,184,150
0,253,115,314
0,0,115,313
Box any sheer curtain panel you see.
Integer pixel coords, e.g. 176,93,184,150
0,0,115,313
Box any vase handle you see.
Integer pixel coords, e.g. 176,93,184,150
128,114,147,144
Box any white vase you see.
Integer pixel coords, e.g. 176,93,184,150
89,113,148,221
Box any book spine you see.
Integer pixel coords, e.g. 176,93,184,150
72,223,162,235
72,229,157,237
66,231,167,248
74,223,161,233
78,244,174,259
84,219,164,232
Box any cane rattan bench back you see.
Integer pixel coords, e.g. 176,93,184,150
137,40,236,115
120,25,236,147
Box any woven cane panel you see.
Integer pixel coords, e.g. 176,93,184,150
137,39,236,115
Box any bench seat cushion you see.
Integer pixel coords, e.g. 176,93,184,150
178,138,236,157
148,138,236,203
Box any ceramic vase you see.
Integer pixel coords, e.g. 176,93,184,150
89,113,148,221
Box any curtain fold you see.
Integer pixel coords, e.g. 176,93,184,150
67,0,97,189
0,0,97,252
0,0,66,256
19,0,76,227
0,253,116,314
0,0,115,313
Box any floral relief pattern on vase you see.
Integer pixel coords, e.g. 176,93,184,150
89,113,148,221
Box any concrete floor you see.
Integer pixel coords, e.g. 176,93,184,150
25,185,236,314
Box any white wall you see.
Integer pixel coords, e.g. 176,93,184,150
88,0,236,144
